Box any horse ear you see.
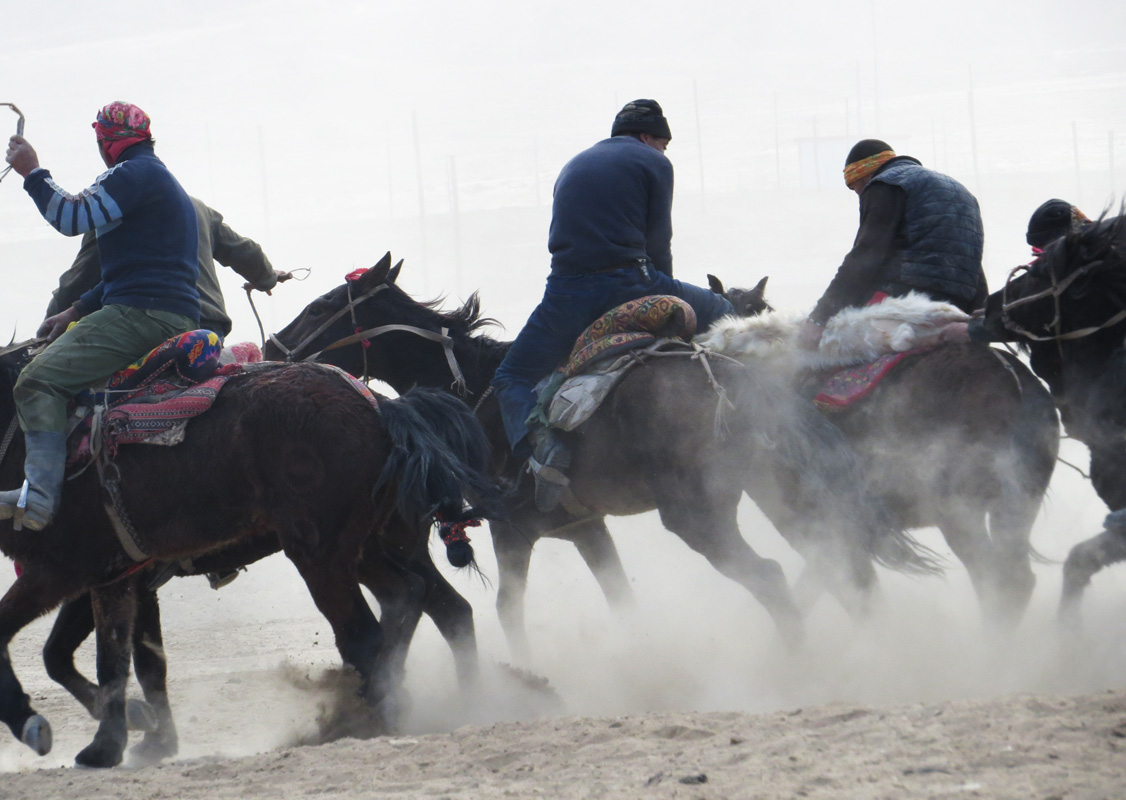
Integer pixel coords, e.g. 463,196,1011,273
707,274,725,295
752,276,769,296
356,252,393,291
388,259,404,284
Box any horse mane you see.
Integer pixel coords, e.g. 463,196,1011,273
411,291,499,336
380,285,512,364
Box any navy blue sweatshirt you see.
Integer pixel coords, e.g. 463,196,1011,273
24,142,200,323
548,136,674,276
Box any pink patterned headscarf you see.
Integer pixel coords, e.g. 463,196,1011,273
92,101,152,165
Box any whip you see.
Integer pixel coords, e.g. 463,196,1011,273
0,103,25,183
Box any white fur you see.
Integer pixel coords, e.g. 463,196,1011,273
696,292,970,372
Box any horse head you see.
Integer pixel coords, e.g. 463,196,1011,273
707,274,772,317
264,253,501,397
978,213,1126,346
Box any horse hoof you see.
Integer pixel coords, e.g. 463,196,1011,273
21,715,52,756
75,738,124,769
129,733,179,766
125,698,160,732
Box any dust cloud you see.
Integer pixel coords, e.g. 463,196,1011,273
1,0,1125,777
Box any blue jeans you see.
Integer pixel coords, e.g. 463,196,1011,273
492,264,734,453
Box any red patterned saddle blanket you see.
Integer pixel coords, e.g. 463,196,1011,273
812,348,931,411
68,332,261,461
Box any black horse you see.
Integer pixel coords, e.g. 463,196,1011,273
706,275,1060,627
265,255,940,662
0,343,497,767
974,213,1126,619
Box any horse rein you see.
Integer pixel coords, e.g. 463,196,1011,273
268,281,469,395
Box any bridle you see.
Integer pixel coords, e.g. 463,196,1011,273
267,280,468,394
999,255,1126,344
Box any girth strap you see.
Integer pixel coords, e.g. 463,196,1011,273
95,454,150,563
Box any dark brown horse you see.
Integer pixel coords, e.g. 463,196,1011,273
0,344,497,767
708,275,1060,627
38,511,479,764
264,255,940,663
974,213,1126,620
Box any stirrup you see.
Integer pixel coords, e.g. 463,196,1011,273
208,568,244,590
11,480,29,532
528,455,570,512
528,456,570,487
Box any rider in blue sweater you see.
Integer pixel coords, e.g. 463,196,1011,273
1,101,199,530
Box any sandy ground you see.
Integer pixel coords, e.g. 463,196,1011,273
1,438,1125,798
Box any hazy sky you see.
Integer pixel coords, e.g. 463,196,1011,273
3,0,1124,341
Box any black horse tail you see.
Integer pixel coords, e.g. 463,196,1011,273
728,366,942,577
374,387,503,568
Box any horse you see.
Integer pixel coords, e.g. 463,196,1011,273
706,275,1060,627
0,341,497,767
38,511,480,764
264,254,941,663
973,213,1126,619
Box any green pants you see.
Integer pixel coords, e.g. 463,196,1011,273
14,304,197,433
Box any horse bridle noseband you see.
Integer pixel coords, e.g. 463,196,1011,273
267,280,468,394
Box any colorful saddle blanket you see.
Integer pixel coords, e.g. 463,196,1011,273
70,331,257,459
812,348,930,411
563,295,697,377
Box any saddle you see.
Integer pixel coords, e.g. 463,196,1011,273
529,295,700,432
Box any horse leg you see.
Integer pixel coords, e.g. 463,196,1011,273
657,491,803,649
280,513,391,724
410,556,478,687
490,519,535,664
0,569,71,756
42,591,161,736
936,508,1006,620
1060,526,1126,625
127,586,178,764
742,468,877,619
982,488,1041,629
43,594,99,718
567,518,636,611
75,576,139,768
357,552,426,698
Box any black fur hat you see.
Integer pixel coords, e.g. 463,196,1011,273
1026,199,1077,248
611,99,672,140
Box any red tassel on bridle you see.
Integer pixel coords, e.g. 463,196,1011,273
436,514,481,546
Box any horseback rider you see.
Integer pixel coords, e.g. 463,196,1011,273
490,99,734,511
1025,198,1091,256
45,197,289,340
1,101,200,530
799,139,987,349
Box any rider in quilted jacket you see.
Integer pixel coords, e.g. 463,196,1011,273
800,139,987,349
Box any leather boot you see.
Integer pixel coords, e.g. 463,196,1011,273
527,425,571,513
0,431,67,531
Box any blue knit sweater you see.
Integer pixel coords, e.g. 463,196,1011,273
548,136,674,276
24,142,200,322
